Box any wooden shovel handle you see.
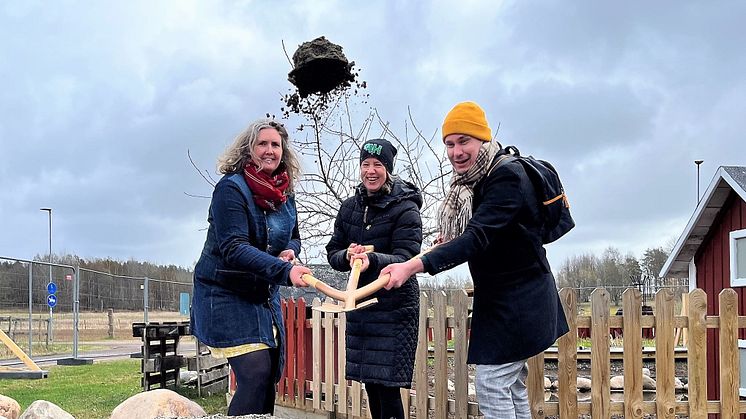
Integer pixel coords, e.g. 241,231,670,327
345,259,363,309
302,245,434,305
302,274,347,301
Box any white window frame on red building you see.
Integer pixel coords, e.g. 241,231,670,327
730,228,746,287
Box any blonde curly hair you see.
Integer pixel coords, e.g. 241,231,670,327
217,118,301,192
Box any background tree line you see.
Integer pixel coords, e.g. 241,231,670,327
556,246,685,305
0,246,687,313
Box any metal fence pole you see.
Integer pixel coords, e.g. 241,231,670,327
73,266,79,359
144,277,149,323
28,263,33,358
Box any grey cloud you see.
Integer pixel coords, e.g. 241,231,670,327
2,1,746,269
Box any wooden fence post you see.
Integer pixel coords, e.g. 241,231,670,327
312,298,322,411
414,291,429,419
337,311,347,417
558,288,578,419
107,309,114,339
286,298,296,404
590,288,610,418
687,289,707,419
432,291,448,419
296,298,307,409
718,289,738,418
622,288,643,419
323,308,334,412
655,288,676,419
452,290,469,419
527,353,545,418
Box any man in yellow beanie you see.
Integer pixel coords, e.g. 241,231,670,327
382,101,569,419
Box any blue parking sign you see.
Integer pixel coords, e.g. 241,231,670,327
47,282,57,295
47,294,57,308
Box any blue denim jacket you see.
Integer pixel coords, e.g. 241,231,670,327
191,173,300,379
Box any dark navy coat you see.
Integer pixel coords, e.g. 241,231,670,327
421,156,569,364
326,178,423,387
191,173,300,381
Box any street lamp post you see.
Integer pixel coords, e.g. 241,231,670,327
40,207,53,340
695,160,704,204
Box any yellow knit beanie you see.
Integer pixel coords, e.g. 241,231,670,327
441,101,492,142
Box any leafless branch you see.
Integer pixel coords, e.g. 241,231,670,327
187,149,216,187
281,40,294,68
183,192,211,199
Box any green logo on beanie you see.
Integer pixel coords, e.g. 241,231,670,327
363,143,383,155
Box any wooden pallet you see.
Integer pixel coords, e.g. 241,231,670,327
187,341,229,396
132,321,190,391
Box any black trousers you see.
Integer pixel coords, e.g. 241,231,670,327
365,382,405,419
227,348,279,415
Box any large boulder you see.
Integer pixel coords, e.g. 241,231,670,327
18,400,74,419
110,389,205,419
0,395,21,419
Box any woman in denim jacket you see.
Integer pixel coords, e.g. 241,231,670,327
191,118,311,415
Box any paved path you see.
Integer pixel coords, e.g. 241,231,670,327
0,338,196,368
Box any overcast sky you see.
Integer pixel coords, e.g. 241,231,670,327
1,1,744,275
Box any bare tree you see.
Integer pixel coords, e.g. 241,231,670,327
557,253,598,303
287,93,450,262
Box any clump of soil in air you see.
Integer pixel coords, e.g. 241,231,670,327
282,36,367,119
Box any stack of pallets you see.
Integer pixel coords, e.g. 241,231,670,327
132,321,190,390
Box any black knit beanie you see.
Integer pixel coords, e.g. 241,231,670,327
359,138,397,173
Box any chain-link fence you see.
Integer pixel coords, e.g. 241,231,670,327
0,256,193,359
78,267,193,322
0,256,77,357
567,283,689,307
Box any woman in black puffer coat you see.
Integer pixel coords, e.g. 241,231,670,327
326,138,422,419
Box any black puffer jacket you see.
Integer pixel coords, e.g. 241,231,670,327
326,178,422,387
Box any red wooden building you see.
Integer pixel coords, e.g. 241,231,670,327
661,165,746,412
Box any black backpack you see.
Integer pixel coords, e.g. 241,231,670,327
492,145,575,244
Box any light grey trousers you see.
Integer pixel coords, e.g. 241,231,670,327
475,361,530,419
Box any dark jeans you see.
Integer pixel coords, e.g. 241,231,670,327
365,382,405,419
227,348,279,415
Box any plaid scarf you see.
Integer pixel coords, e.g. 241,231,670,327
437,141,500,241
243,163,289,211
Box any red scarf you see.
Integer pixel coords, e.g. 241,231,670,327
243,163,289,211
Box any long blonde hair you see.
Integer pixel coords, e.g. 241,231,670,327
217,118,301,192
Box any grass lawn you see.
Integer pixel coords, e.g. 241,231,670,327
0,359,227,419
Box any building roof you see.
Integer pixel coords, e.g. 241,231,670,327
660,166,746,278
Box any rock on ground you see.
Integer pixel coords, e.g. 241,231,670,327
155,416,273,419
110,389,205,419
0,394,21,419
18,400,74,419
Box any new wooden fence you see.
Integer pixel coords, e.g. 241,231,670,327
274,287,746,418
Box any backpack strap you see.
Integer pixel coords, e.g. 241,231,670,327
486,152,513,178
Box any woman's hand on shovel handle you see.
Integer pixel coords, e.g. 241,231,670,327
350,253,370,272
289,265,312,287
381,258,423,290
